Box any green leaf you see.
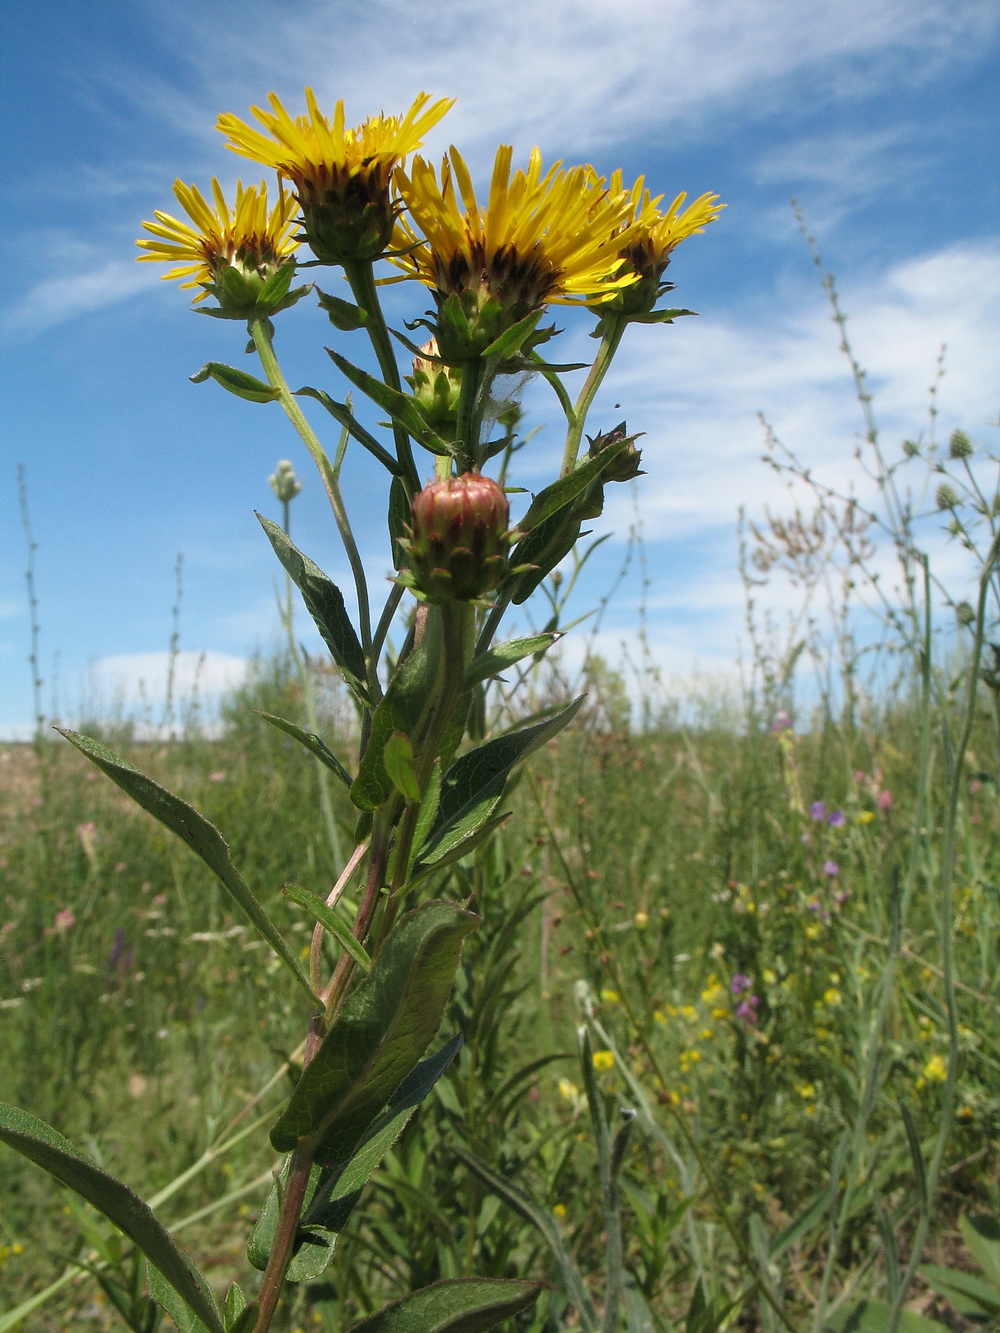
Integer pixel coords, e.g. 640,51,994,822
256,515,370,702
56,730,316,1005
504,508,585,605
480,308,544,361
351,632,439,811
418,697,583,867
0,1102,224,1333
346,1278,543,1333
462,634,560,688
384,730,421,803
898,1100,928,1212
281,883,372,972
517,438,630,534
823,1301,951,1332
315,287,368,330
388,475,412,571
190,362,279,403
962,1215,1000,1291
453,1146,597,1331
408,813,511,884
148,1266,213,1332
270,902,479,1158
918,1264,1000,1319
254,711,352,786
295,387,403,474
326,349,451,457
249,1036,463,1280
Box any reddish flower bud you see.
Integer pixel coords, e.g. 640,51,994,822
400,471,511,602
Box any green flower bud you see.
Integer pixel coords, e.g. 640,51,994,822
936,483,959,510
949,429,973,459
587,422,645,483
407,339,463,437
955,602,976,627
400,472,511,602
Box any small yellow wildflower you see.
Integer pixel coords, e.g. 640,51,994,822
553,1203,567,1218
557,1077,579,1102
957,1105,975,1123
856,811,875,825
795,1082,816,1100
699,1028,714,1042
804,923,822,940
922,1053,948,1084
634,910,650,930
600,988,620,1004
681,1004,697,1020
823,988,842,1007
592,1049,615,1072
762,968,777,986
653,1009,667,1025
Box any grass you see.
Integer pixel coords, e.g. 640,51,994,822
2,647,1000,1331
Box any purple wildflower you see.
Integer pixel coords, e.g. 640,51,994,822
827,809,846,828
809,800,826,821
735,996,759,1025
822,860,840,877
731,973,753,995
770,709,792,732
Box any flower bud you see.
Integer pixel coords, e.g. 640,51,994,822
268,459,302,503
400,472,511,602
407,339,463,437
587,422,645,483
949,429,973,459
936,483,959,511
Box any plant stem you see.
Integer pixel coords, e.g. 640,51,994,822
343,260,420,494
252,1142,315,1333
560,317,627,477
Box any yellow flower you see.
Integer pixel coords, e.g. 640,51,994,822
922,1053,948,1084
856,811,875,825
218,89,453,264
600,988,620,1004
137,178,299,310
592,1049,615,1072
795,1082,816,1100
590,174,723,316
391,145,641,357
553,1202,567,1217
822,987,842,1007
557,1077,579,1101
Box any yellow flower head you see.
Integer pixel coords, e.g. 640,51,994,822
137,178,299,313
592,1049,616,1072
391,145,640,358
595,172,724,317
217,89,453,264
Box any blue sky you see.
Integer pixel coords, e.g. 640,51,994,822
2,0,998,737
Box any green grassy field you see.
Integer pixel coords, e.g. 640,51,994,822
3,646,999,1331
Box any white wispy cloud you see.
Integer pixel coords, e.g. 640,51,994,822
88,650,248,709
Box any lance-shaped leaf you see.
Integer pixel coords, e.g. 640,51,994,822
57,730,315,1004
346,1278,543,1333
270,901,479,1158
504,509,585,605
326,349,451,457
249,1036,462,1280
351,631,439,811
0,1103,225,1333
417,697,583,867
315,287,368,330
190,362,279,403
462,633,561,689
257,515,369,702
282,884,372,973
254,711,353,786
516,436,630,534
295,386,403,474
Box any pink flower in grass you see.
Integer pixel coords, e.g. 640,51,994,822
822,860,840,877
53,909,76,933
